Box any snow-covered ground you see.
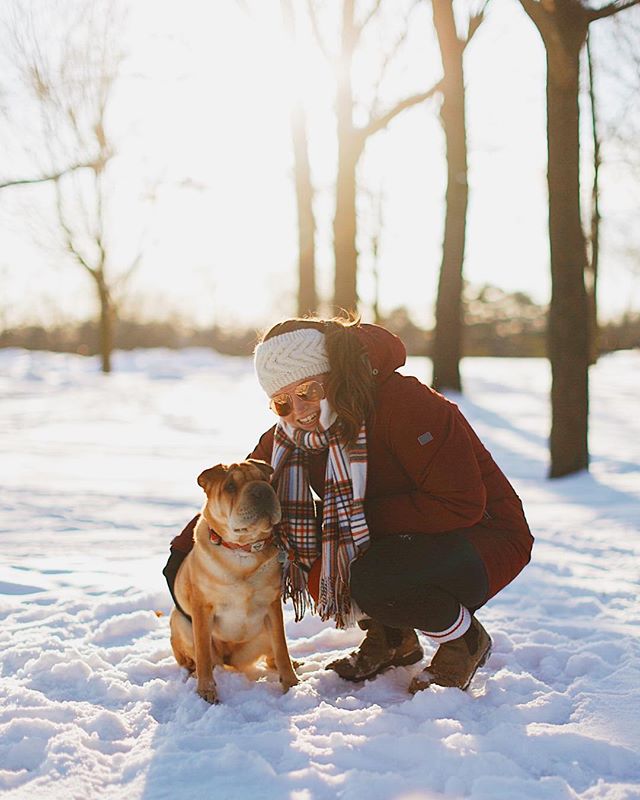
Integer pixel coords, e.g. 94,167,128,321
1,347,639,800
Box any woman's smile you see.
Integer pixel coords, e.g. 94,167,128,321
296,410,320,429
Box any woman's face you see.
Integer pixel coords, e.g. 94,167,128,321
270,373,329,431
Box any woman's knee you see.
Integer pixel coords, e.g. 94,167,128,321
349,546,393,608
350,553,466,631
349,559,377,611
350,549,421,623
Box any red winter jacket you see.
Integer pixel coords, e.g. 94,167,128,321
171,324,533,599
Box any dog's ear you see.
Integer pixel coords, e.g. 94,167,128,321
197,464,227,494
246,458,274,480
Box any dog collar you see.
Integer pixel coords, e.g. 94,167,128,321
209,527,274,553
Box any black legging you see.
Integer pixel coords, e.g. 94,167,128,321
349,528,489,633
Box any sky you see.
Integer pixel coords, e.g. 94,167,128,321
0,0,639,332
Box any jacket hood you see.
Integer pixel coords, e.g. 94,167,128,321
355,323,406,384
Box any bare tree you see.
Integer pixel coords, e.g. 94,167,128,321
518,0,640,478
430,0,486,393
309,0,441,313
237,0,318,316
587,12,640,357
585,31,601,366
4,0,139,373
359,182,386,323
369,187,384,324
281,0,318,317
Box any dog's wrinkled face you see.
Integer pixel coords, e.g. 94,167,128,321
197,459,281,546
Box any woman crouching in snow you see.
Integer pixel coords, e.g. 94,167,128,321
164,316,533,692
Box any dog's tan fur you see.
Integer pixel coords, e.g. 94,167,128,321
169,459,298,704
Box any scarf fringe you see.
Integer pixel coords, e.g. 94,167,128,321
318,575,362,629
282,561,314,623
281,559,363,629
273,415,370,628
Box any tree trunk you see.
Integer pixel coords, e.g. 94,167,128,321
586,32,600,365
332,0,359,313
292,102,317,317
329,0,440,314
546,40,590,477
371,194,382,323
431,0,468,393
333,145,359,312
519,0,639,477
281,0,317,317
97,278,114,374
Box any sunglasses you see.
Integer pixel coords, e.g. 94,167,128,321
269,380,326,417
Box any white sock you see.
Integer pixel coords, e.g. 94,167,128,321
420,605,471,644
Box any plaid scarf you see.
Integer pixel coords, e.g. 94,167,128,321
271,404,369,628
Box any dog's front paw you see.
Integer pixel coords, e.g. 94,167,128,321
280,673,299,693
197,683,219,704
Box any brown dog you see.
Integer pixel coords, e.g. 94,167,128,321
169,459,298,703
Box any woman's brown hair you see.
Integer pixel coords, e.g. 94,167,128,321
259,314,375,445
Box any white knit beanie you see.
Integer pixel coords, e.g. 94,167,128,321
254,328,331,396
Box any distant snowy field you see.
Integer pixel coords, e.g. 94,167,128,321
1,347,639,800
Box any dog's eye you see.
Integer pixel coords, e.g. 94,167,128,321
224,479,236,494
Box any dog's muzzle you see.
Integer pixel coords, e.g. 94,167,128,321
234,481,282,527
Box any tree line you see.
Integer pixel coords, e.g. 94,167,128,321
4,283,639,358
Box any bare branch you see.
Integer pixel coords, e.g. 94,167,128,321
112,251,143,302
465,0,490,48
0,163,92,190
359,81,443,143
306,0,332,61
94,169,107,272
354,0,384,39
369,27,411,119
589,0,640,20
368,2,423,119
53,178,96,279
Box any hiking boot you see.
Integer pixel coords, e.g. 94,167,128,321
326,618,423,682
409,616,492,693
